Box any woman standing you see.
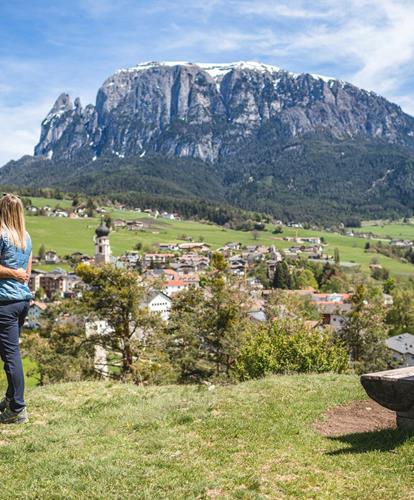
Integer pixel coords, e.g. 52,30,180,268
0,194,32,424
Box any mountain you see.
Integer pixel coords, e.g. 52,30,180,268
3,60,414,223
33,61,414,163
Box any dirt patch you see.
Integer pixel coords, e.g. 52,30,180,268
315,400,396,437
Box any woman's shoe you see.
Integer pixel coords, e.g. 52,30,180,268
0,407,28,424
0,397,10,412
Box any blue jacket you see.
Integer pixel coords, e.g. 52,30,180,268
0,231,33,302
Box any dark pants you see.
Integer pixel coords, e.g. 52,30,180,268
0,300,29,412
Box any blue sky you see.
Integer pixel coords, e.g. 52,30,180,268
1,0,414,165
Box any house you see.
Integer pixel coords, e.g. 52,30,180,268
143,292,172,321
144,253,175,266
163,269,180,280
29,270,43,293
127,221,145,231
25,301,48,329
53,209,69,218
229,257,247,275
69,251,91,263
159,243,179,251
386,333,414,367
64,273,83,298
299,237,322,245
248,299,266,322
164,279,187,296
45,250,59,264
390,239,413,248
178,242,210,252
113,219,127,229
224,242,241,251
161,212,176,220
179,254,210,272
39,271,68,298
181,273,200,288
120,251,141,269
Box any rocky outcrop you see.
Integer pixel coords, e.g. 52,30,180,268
34,61,414,162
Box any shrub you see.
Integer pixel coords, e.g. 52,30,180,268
236,319,348,380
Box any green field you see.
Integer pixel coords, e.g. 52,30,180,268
27,197,73,209
0,375,411,498
357,223,414,241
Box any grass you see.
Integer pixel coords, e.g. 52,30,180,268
0,375,412,498
356,222,414,241
27,197,73,209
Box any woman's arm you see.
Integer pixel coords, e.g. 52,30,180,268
27,253,32,279
0,265,29,283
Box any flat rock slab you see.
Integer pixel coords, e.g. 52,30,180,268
361,366,414,413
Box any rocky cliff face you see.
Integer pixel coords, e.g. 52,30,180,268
34,61,414,162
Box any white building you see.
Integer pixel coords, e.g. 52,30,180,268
144,292,172,321
386,333,414,367
164,279,187,296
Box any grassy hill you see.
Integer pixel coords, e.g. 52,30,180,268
24,198,414,279
0,375,412,498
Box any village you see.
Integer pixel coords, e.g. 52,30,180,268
24,212,412,367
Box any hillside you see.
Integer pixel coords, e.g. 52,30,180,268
3,61,414,223
21,199,414,279
1,375,412,498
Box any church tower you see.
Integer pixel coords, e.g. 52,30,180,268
95,218,111,265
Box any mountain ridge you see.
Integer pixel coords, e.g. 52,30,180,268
31,60,414,163
3,60,414,223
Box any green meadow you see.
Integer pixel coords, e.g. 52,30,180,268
0,375,412,499
356,222,414,241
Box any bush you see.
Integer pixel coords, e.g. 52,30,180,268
236,319,348,380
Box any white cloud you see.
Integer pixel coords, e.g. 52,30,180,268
0,100,50,166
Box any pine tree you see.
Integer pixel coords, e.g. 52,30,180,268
272,261,291,289
38,243,46,261
339,284,392,374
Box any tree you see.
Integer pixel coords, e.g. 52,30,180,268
272,261,292,289
165,252,252,382
318,262,348,292
38,243,46,261
22,305,95,385
165,288,213,383
383,277,396,294
386,289,414,336
339,284,392,374
75,264,167,384
104,215,112,229
295,268,318,290
334,248,340,265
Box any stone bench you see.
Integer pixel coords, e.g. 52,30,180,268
361,367,414,430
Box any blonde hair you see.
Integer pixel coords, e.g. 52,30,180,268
0,194,27,250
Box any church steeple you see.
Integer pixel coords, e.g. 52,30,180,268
95,217,111,265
